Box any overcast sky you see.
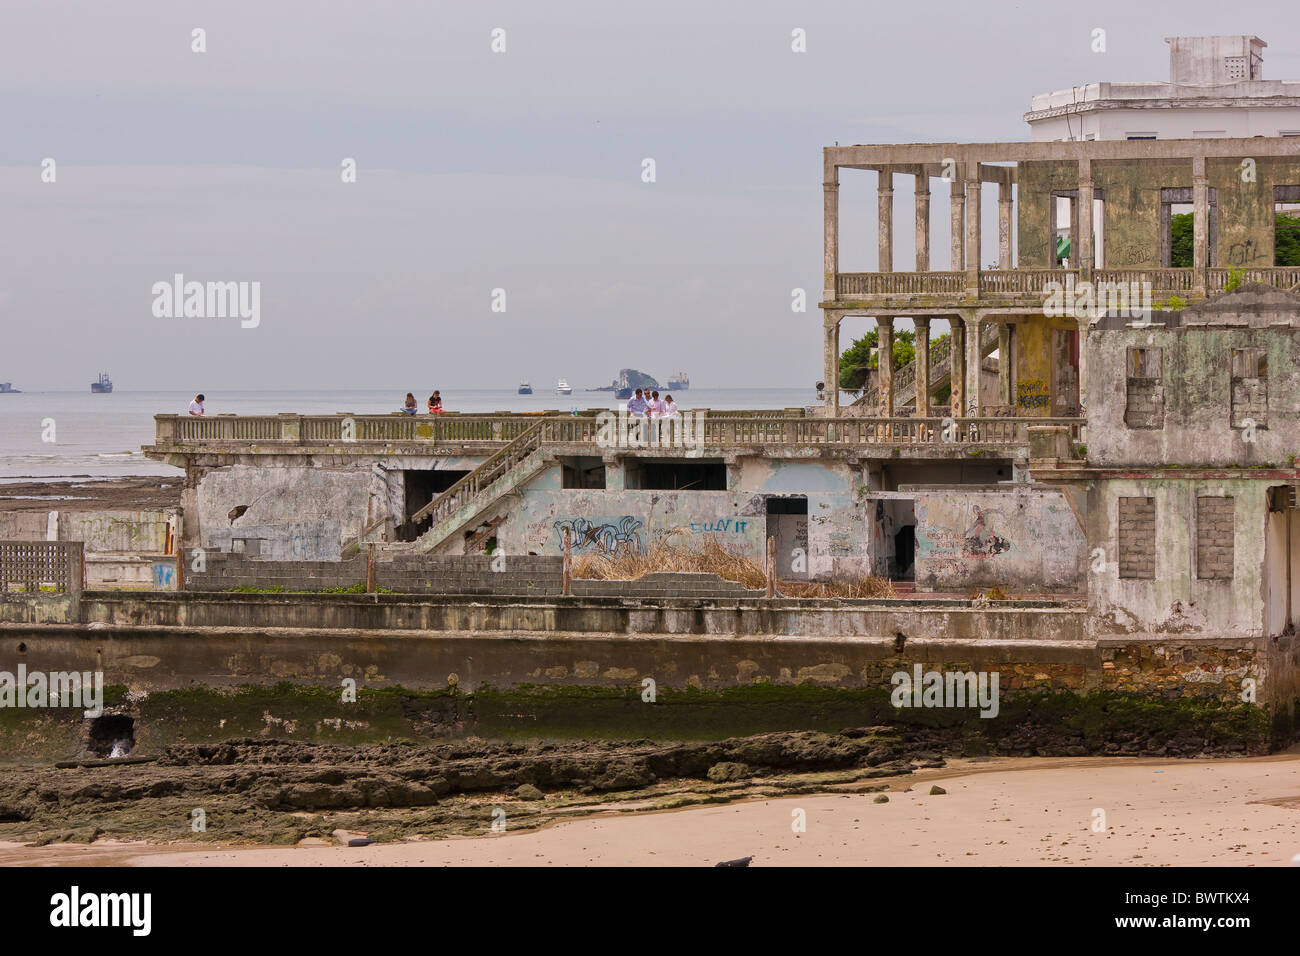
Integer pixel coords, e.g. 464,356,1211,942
2,0,1297,390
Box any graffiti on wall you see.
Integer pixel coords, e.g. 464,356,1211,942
687,518,748,534
1016,378,1050,410
553,517,643,554
921,504,1012,575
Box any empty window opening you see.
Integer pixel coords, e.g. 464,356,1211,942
1161,188,1217,268
625,459,726,491
400,469,470,541
1118,497,1157,579
1274,187,1300,266
1230,348,1268,429
1050,191,1104,268
561,456,606,489
1125,347,1164,429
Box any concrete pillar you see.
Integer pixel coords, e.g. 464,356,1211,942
824,319,840,415
998,322,1014,407
915,171,930,271
998,189,1013,271
949,179,965,271
824,169,839,301
966,313,983,417
877,168,894,273
1077,318,1089,416
1192,154,1208,295
878,317,895,417
1078,158,1093,278
964,165,981,294
949,317,966,419
915,318,931,417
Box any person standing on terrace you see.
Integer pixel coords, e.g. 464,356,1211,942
626,388,649,417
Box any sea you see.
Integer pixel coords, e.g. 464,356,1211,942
0,387,815,480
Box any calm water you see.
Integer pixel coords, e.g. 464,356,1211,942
0,387,815,479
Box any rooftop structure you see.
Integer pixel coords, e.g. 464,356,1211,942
1026,35,1300,141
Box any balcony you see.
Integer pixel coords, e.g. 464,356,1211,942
832,266,1300,308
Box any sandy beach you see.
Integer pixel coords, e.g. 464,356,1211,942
4,753,1297,867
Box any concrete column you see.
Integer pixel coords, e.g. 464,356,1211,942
998,189,1013,271
966,313,983,417
998,322,1014,407
914,171,930,272
1192,154,1208,295
823,169,839,301
964,165,981,294
877,168,894,274
1078,158,1094,278
824,319,840,415
949,317,966,419
915,318,931,417
878,317,895,417
1077,318,1089,416
949,179,965,271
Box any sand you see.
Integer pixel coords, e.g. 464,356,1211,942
3,753,1297,867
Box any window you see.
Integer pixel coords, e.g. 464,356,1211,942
1274,186,1300,266
561,456,606,489
1118,497,1157,579
1161,187,1217,268
1124,347,1164,428
1196,497,1234,579
1126,134,1157,140
1230,348,1268,428
624,458,726,491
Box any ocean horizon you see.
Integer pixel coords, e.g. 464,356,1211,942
0,386,818,479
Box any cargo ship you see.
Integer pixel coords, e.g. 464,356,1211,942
668,371,690,390
0,382,20,394
91,372,113,394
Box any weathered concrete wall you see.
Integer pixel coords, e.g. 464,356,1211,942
1088,287,1300,467
1086,476,1277,638
0,510,173,553
911,486,1085,593
196,464,369,560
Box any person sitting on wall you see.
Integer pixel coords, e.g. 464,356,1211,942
188,394,205,416
428,390,444,414
401,392,418,415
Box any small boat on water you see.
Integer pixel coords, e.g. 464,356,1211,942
0,382,20,394
91,372,113,394
556,379,572,395
518,381,533,395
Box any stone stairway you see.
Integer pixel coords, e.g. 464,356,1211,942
400,420,551,554
856,323,1001,410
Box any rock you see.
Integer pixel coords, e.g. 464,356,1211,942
706,762,752,783
332,828,367,844
929,785,946,795
515,783,544,800
873,794,889,804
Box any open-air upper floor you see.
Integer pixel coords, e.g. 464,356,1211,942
822,136,1300,311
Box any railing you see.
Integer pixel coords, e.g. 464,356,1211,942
858,322,1000,408
0,541,83,595
163,413,566,445
837,271,965,296
699,416,1080,446
835,266,1300,299
1207,266,1300,292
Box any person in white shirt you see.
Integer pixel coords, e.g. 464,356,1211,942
647,390,665,417
188,394,205,416
662,394,679,417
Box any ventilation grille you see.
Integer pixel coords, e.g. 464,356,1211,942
1224,56,1248,80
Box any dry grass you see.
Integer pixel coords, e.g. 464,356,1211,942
570,533,895,599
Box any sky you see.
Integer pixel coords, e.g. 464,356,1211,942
2,0,1297,390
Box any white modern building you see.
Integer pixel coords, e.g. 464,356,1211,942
1026,35,1300,141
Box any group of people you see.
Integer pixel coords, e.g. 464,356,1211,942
624,388,678,418
402,391,443,415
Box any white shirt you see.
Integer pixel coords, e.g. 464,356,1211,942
188,400,204,416
647,398,665,417
662,400,679,417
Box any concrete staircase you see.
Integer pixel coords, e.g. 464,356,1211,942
856,323,1001,411
402,420,551,553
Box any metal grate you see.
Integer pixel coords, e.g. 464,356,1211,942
0,541,83,595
